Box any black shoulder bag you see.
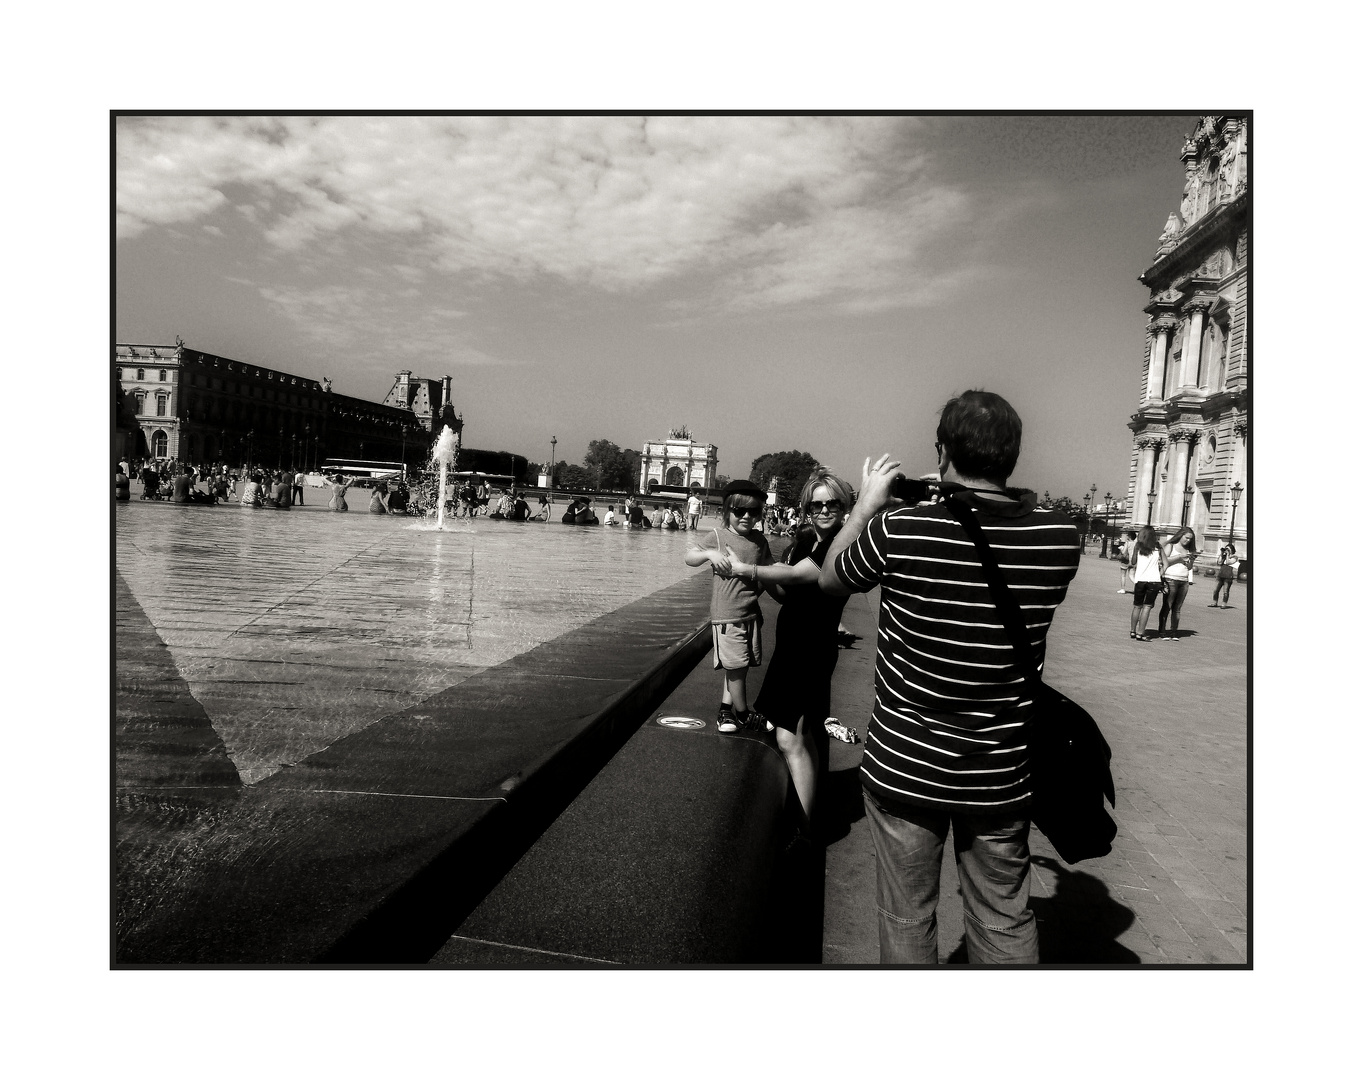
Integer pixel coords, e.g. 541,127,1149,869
944,496,1117,864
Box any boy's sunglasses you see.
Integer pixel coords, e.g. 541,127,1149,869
731,506,763,518
808,500,843,514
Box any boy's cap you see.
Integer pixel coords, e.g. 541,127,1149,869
722,479,767,501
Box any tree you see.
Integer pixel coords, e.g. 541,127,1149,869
554,461,592,490
712,474,731,490
582,439,640,491
749,450,820,506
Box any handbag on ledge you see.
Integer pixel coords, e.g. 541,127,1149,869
944,496,1117,864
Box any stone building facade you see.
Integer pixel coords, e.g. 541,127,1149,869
115,342,433,471
638,426,718,492
1127,116,1249,557
381,370,463,437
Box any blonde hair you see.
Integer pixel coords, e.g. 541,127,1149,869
798,468,854,521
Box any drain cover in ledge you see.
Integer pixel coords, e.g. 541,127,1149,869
656,716,706,729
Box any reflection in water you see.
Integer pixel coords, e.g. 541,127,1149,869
117,504,706,784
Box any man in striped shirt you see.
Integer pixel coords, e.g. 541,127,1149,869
820,390,1080,964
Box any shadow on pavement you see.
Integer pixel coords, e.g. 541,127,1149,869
941,856,1140,965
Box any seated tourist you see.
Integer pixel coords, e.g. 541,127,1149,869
241,473,266,507
510,494,531,521
603,505,617,526
368,483,389,514
115,465,131,502
273,472,293,509
171,466,193,504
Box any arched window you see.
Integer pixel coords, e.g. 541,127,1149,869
665,465,685,485
159,369,168,382
136,368,145,381
152,430,168,457
156,394,167,417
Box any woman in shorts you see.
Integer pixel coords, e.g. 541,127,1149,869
1129,525,1168,641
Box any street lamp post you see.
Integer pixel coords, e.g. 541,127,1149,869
1100,491,1113,557
1082,486,1094,553
1227,481,1243,543
549,436,557,510
247,429,254,473
1181,484,1194,527
278,427,284,469
291,433,296,471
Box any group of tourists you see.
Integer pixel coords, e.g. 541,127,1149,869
690,390,1083,964
1117,526,1243,641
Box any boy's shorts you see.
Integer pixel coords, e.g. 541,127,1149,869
712,617,762,671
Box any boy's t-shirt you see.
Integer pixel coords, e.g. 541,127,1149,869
698,525,773,624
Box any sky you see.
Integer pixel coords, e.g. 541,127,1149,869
116,113,1202,502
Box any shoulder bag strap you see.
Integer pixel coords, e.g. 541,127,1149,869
941,495,1045,695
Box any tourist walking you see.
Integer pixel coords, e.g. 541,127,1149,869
727,468,853,836
819,391,1081,964
1117,529,1137,593
684,479,773,733
1211,541,1238,608
1157,526,1197,639
1129,525,1168,641
293,469,306,506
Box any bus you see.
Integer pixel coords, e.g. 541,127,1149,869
319,458,407,485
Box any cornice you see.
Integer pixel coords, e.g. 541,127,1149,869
1140,191,1248,289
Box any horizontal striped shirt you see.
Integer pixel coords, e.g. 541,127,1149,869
833,490,1079,813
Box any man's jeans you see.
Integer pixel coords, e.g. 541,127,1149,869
863,792,1038,964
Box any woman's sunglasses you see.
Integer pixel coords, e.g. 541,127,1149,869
808,500,843,514
731,506,763,519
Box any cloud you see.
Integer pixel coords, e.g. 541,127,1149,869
257,282,495,366
116,115,977,313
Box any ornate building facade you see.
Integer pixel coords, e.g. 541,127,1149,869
638,426,718,492
115,342,437,471
1127,116,1249,557
381,370,463,436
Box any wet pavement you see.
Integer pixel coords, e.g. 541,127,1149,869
116,496,704,785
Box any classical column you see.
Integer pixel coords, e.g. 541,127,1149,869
1135,438,1163,524
1146,319,1176,401
1159,430,1196,526
1180,301,1210,388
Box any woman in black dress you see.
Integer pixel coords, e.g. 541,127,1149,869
727,468,853,833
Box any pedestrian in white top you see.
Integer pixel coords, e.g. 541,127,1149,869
1129,526,1169,641
1117,529,1137,593
687,492,703,529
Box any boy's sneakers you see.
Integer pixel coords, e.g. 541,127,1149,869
716,705,738,733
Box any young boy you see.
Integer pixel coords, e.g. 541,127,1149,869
685,479,775,732
604,504,617,526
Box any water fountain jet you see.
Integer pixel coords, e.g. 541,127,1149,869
431,424,459,530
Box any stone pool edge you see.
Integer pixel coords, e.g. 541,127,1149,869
115,570,716,965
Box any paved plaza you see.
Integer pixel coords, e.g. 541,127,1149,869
820,552,1249,964
115,495,1248,964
